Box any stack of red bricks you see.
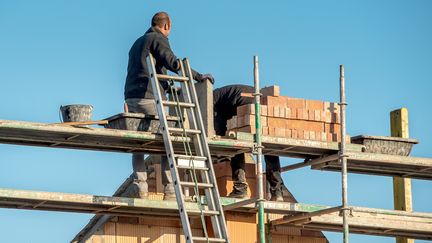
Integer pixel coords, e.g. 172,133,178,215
226,85,347,142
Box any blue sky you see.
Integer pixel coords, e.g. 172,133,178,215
1,0,431,242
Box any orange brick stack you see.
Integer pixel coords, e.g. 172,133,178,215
226,85,346,142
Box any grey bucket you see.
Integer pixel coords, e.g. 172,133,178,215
60,104,93,123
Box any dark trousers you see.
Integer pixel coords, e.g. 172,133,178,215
230,154,283,193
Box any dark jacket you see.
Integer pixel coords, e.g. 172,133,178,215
124,27,200,99
213,84,255,136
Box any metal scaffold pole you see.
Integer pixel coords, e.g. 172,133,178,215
254,56,266,243
339,64,350,243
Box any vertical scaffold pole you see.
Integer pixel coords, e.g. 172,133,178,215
339,65,350,243
254,56,266,243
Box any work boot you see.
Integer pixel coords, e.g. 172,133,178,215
163,184,177,200
228,187,248,198
270,189,284,202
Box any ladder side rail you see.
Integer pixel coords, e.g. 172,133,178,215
147,54,194,243
178,60,223,237
182,58,230,241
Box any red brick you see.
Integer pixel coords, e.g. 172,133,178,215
285,119,325,132
279,107,285,118
314,110,321,122
261,105,268,116
236,104,268,117
268,105,274,117
291,129,298,139
269,127,276,136
236,125,255,133
286,129,292,138
296,108,306,120
262,96,287,107
285,108,292,119
306,100,324,110
308,110,315,121
321,132,327,141
268,117,287,129
274,106,280,117
324,111,332,123
309,131,316,140
286,97,306,109
275,127,285,137
297,130,304,139
304,131,310,140
227,116,237,129
324,102,340,113
260,85,280,97
262,126,269,136
325,123,341,134
237,115,267,127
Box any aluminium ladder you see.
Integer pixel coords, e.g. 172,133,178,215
147,54,229,243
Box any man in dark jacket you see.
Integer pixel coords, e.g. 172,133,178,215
124,12,213,199
214,85,286,201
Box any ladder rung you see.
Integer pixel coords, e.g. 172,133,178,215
169,127,201,134
175,155,207,161
192,237,226,242
162,101,195,108
156,74,189,82
180,182,213,188
177,165,209,171
188,209,220,216
177,156,208,170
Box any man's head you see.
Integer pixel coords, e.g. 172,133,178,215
151,12,171,37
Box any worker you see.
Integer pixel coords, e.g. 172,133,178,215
214,84,286,201
124,12,214,199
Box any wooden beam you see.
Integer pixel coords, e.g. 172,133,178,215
391,108,414,243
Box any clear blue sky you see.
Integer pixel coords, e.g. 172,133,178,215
1,0,431,242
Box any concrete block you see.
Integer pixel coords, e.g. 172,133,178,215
195,80,215,136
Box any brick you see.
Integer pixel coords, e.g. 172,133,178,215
315,131,321,141
262,126,269,135
306,100,324,110
237,125,255,133
285,119,325,132
237,115,267,128
268,105,274,117
279,106,285,118
290,108,297,119
286,97,306,109
237,104,253,116
261,105,268,116
297,130,304,139
285,108,292,119
285,129,292,138
304,131,310,140
268,117,287,129
262,96,287,107
275,127,285,137
291,129,298,139
227,116,237,129
269,127,276,136
274,106,280,117
324,102,340,113
325,123,341,134
309,131,316,140
308,110,315,121
296,108,306,120
260,85,280,97
315,110,321,121
324,111,332,123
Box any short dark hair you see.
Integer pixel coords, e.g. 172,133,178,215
151,12,170,27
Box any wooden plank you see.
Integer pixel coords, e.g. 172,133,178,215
391,108,414,243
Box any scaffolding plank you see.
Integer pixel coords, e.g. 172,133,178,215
270,206,432,240
311,152,432,180
0,120,363,158
1,188,431,240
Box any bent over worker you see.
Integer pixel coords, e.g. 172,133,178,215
124,12,214,199
214,84,286,201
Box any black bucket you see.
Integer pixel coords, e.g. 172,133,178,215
60,104,93,123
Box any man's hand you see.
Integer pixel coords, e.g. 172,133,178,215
197,73,215,84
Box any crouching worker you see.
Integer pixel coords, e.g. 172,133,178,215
213,84,287,201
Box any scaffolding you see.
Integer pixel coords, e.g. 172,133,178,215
1,64,432,242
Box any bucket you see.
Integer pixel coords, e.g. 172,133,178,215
60,104,93,123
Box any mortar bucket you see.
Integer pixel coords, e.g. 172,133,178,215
60,104,93,123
